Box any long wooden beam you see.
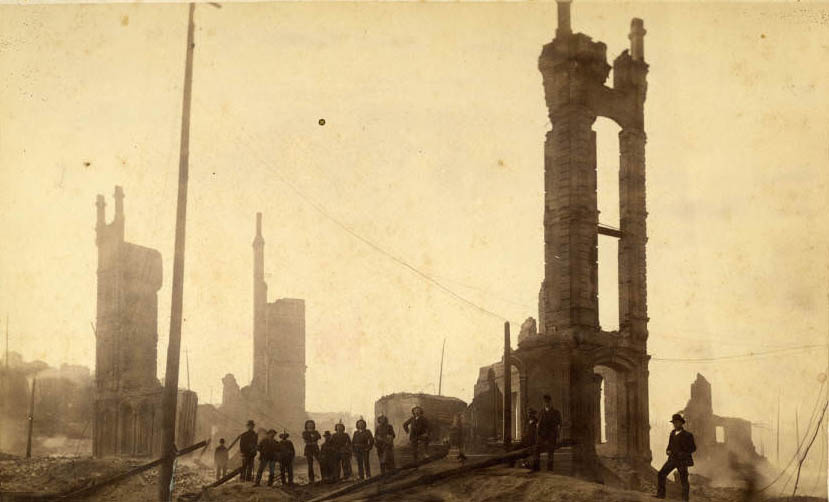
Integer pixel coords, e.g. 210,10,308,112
305,446,449,502
358,446,535,501
57,440,209,500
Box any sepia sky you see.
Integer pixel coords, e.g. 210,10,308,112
1,0,828,475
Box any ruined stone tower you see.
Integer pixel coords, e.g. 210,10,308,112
93,186,197,457
250,213,306,428
471,0,651,477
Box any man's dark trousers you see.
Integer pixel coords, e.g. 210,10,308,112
241,454,256,481
657,458,690,501
533,435,557,471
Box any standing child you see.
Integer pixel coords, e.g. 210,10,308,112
278,431,295,486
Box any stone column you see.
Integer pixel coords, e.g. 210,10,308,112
544,106,600,332
618,128,648,341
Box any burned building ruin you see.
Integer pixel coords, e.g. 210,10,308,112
200,213,307,441
93,186,197,457
470,0,652,477
680,374,766,481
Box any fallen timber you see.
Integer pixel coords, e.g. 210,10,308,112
356,446,535,501
306,445,449,502
176,465,243,502
0,440,208,502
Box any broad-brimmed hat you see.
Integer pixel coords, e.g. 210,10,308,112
323,430,332,437
279,431,290,439
356,418,367,428
670,413,686,424
267,429,277,435
246,419,255,427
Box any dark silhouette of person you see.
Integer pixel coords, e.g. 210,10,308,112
278,431,295,486
352,418,375,479
656,413,697,501
536,395,561,472
213,438,229,481
238,420,259,482
403,406,430,461
254,429,279,486
375,415,396,474
302,420,322,483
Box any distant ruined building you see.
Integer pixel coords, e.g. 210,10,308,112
93,186,197,458
681,374,767,481
198,213,306,442
470,0,652,477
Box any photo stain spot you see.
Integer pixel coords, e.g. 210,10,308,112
83,161,91,167
318,118,326,126
760,33,766,39
121,15,129,27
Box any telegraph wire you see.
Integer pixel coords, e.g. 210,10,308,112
757,381,827,493
651,344,828,363
193,100,508,323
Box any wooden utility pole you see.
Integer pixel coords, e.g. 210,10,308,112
185,347,191,391
26,377,36,458
503,321,512,447
5,315,8,369
158,3,196,500
438,338,446,396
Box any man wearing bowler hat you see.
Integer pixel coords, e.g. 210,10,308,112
656,413,697,500
239,419,259,482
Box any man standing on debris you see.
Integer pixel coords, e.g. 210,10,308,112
523,408,540,470
375,414,396,474
213,437,229,481
278,431,295,486
302,419,322,483
239,420,259,482
332,421,353,479
656,413,697,501
254,429,280,487
352,418,375,479
536,395,561,472
403,406,430,461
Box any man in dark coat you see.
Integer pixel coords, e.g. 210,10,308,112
239,420,259,482
213,438,229,481
332,422,353,479
319,431,336,483
375,415,396,474
302,420,322,483
656,414,697,501
278,431,295,486
402,406,430,461
522,408,539,470
352,418,375,480
536,395,561,472
254,429,280,486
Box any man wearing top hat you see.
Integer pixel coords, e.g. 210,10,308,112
656,413,697,500
239,419,259,482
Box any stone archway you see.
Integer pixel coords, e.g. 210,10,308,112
586,347,650,462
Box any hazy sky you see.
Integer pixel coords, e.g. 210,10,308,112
1,0,828,477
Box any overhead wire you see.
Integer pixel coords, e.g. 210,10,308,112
192,99,508,323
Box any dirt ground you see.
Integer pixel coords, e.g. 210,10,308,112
1,453,826,502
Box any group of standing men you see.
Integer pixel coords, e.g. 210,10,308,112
302,414,400,483
214,420,296,487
